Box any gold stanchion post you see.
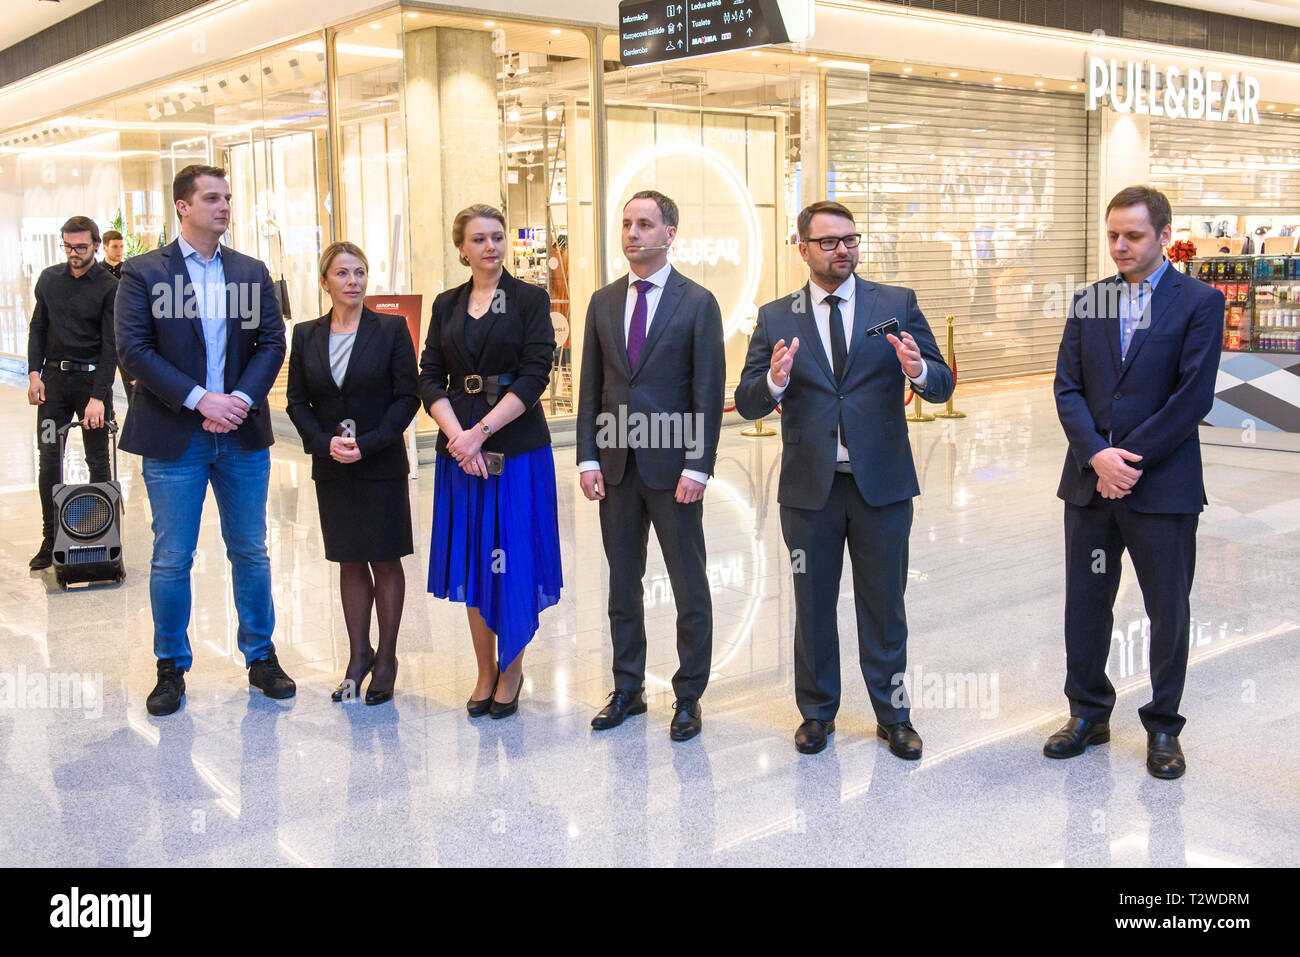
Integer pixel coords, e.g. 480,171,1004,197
934,313,966,419
741,415,776,437
906,391,934,422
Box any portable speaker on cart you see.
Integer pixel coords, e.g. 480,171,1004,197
50,420,125,589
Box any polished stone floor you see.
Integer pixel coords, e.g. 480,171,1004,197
1,372,1296,867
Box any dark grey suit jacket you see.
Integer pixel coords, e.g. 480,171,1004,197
575,267,725,490
735,277,953,510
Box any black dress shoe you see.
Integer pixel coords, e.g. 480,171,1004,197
489,671,523,720
29,540,53,570
1043,716,1110,759
1146,732,1186,779
878,720,923,760
795,718,835,754
146,659,186,716
248,651,296,700
467,666,500,717
591,689,647,730
331,647,375,702
669,699,702,741
365,658,398,706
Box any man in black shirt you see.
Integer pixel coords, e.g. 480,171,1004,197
27,215,118,569
101,230,124,279
100,229,133,406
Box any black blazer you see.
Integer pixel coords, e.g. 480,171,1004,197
1054,266,1224,514
286,306,419,481
115,240,285,459
417,269,555,457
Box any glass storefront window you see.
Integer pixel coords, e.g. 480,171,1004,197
599,35,805,387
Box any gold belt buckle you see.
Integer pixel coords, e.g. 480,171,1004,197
463,374,484,394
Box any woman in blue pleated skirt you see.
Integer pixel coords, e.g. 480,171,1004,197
418,204,562,719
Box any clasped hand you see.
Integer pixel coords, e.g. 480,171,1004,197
1092,447,1144,499
330,435,361,463
447,427,488,479
197,392,250,433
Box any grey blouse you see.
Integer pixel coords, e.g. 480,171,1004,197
329,330,357,388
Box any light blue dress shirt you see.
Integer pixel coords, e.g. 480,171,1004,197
178,235,252,411
1117,256,1171,362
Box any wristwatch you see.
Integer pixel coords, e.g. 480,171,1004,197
480,422,492,437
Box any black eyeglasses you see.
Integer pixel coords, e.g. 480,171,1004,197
806,234,861,251
62,243,92,255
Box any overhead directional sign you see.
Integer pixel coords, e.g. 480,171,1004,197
618,0,814,67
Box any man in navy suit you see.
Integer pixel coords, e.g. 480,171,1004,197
1046,186,1224,779
735,201,953,756
115,165,293,716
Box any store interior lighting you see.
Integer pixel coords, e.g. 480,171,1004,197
146,103,162,121
239,73,257,96
262,66,278,89
162,99,176,116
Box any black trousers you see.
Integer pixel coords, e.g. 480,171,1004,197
780,472,913,724
598,453,712,700
36,368,113,540
1063,498,1197,736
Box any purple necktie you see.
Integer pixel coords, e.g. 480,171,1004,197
627,279,654,369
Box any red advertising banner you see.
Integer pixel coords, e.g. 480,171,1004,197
364,294,424,356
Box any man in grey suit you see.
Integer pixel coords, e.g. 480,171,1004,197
576,190,725,742
735,201,953,756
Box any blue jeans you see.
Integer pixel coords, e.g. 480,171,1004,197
141,430,275,669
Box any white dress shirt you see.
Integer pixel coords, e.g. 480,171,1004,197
177,235,252,412
767,275,928,464
580,263,709,486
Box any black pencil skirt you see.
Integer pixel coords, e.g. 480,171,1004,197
314,473,414,563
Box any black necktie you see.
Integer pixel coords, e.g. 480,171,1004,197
826,294,848,450
826,294,847,382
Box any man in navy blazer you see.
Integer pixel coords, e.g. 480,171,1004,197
115,164,292,716
1047,186,1224,779
735,201,953,757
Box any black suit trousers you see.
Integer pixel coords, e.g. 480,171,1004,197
781,473,912,723
1063,498,1197,735
36,368,113,539
598,453,712,700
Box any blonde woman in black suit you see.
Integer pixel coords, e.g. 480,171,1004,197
286,242,419,705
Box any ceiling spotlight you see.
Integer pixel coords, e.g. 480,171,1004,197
197,83,210,104
162,98,177,115
217,79,232,99
949,72,958,78
507,107,520,122
545,108,557,121
239,73,257,95
262,66,278,89
146,103,162,121
1034,80,1044,86
903,66,913,73
288,58,305,81
993,76,1002,82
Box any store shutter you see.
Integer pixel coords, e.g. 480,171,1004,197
1150,113,1300,214
827,73,1091,380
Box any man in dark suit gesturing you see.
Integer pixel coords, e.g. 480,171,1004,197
116,165,292,716
735,201,952,756
576,190,725,741
1047,186,1223,779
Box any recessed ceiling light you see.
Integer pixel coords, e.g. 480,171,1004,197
406,11,418,17
903,66,912,73
1034,80,1044,86
370,22,381,30
808,56,818,62
993,76,1002,82
751,51,760,56
551,28,562,34
1266,104,1275,110
949,72,958,77
1069,84,1078,90
484,20,495,27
